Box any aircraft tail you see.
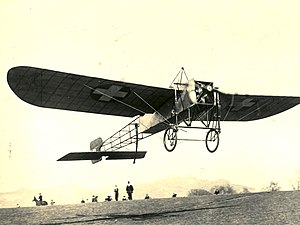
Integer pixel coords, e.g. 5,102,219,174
90,137,103,164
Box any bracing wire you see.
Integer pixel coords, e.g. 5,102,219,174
223,94,235,121
133,91,171,125
169,67,189,88
237,101,269,121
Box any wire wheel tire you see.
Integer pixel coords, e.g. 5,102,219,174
163,127,178,152
205,129,220,153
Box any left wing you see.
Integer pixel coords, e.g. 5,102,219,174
7,66,174,117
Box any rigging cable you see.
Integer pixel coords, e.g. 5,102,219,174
223,94,235,121
84,84,157,133
133,91,171,126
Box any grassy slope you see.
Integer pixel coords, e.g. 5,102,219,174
2,190,300,224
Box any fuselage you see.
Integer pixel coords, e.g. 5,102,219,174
138,79,211,134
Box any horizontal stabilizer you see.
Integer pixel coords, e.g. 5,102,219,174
57,151,147,161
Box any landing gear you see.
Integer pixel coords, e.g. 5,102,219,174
163,127,178,152
163,70,222,153
163,89,221,153
205,129,220,153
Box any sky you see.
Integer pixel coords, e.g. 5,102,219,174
1,0,300,200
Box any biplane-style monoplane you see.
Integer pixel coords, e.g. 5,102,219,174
7,66,300,164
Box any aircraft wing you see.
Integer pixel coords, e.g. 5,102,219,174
218,92,300,121
57,151,147,161
7,66,174,117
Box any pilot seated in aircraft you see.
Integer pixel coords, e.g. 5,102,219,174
195,85,206,103
196,83,214,104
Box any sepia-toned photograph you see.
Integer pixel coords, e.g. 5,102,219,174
1,1,300,224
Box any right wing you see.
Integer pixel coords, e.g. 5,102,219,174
219,93,300,121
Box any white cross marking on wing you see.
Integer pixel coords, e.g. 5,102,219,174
93,85,128,102
232,98,255,111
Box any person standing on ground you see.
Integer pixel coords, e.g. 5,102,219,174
114,185,119,201
126,181,134,200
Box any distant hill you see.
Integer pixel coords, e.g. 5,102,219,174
134,176,254,199
0,176,254,208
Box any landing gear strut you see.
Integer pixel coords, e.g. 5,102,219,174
163,126,178,152
205,128,220,153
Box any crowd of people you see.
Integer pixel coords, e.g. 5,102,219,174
36,181,178,206
79,181,169,203
82,181,135,203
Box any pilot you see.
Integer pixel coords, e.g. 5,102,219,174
195,85,205,103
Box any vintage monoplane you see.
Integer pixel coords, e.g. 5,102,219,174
7,66,300,164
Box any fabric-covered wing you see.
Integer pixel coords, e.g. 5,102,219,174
219,92,300,121
7,66,174,117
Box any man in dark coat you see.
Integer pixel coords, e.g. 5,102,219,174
126,181,134,200
114,185,119,201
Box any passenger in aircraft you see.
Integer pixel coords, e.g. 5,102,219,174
126,181,134,200
114,185,119,201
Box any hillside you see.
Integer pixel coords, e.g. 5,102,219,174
0,191,300,224
135,176,253,198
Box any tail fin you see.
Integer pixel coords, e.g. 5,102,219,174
90,137,103,164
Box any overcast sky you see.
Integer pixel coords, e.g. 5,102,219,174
1,0,300,196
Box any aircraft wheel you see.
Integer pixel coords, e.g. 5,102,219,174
163,127,178,152
205,129,219,153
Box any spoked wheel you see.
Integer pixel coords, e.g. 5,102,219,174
163,127,178,152
205,129,220,153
